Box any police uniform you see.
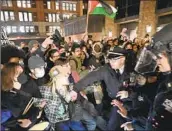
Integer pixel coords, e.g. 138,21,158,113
74,47,130,130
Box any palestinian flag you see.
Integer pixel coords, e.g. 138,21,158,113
88,0,117,19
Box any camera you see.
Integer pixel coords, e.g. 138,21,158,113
51,29,64,47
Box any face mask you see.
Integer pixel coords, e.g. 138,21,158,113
34,68,45,78
18,72,28,84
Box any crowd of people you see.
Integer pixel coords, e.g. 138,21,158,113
1,23,172,131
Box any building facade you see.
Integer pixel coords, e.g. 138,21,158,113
64,0,172,41
1,0,83,40
115,0,172,40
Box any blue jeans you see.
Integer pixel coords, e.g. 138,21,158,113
56,120,86,131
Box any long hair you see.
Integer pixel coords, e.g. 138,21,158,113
1,63,20,91
47,58,70,94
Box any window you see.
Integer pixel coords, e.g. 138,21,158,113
6,26,11,34
48,14,52,22
62,3,66,10
12,26,17,33
22,1,26,8
46,26,61,33
46,13,60,22
56,1,59,10
17,0,22,7
116,0,140,19
18,12,33,22
52,14,55,22
19,26,25,32
19,12,23,21
0,11,15,21
17,0,31,8
5,26,37,34
30,26,34,32
29,13,32,21
9,12,15,20
69,3,73,11
27,0,31,8
66,3,69,10
47,1,51,9
2,0,12,7
24,12,28,21
4,11,9,21
157,0,172,10
73,4,76,11
63,14,71,19
26,26,30,32
56,14,60,22
1,12,4,21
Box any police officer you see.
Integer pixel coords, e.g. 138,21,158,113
134,23,172,131
70,47,130,130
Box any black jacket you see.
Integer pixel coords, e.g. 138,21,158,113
151,73,172,131
1,89,40,130
88,54,105,69
74,64,130,98
21,78,42,98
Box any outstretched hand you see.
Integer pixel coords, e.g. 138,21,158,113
111,99,128,118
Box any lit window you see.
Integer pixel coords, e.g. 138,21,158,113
20,26,25,32
52,14,56,22
73,4,76,11
62,3,66,10
1,11,4,21
29,13,32,21
26,26,30,32
56,14,59,22
53,26,56,32
47,1,51,9
27,0,31,8
6,26,11,34
56,1,59,10
19,12,32,22
17,0,22,7
17,0,31,8
10,12,15,20
12,26,17,33
4,11,9,21
19,12,23,21
48,14,52,22
2,0,12,7
66,3,69,10
49,26,53,33
22,1,26,8
30,26,34,32
69,3,73,11
7,0,12,6
24,12,28,21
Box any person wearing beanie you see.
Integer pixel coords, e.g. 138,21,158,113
1,44,25,66
70,47,130,130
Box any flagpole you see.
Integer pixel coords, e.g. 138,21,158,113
85,2,90,34
82,0,90,41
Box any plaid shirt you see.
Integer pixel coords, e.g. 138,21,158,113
39,86,69,124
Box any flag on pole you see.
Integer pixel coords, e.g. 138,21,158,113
88,0,117,19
